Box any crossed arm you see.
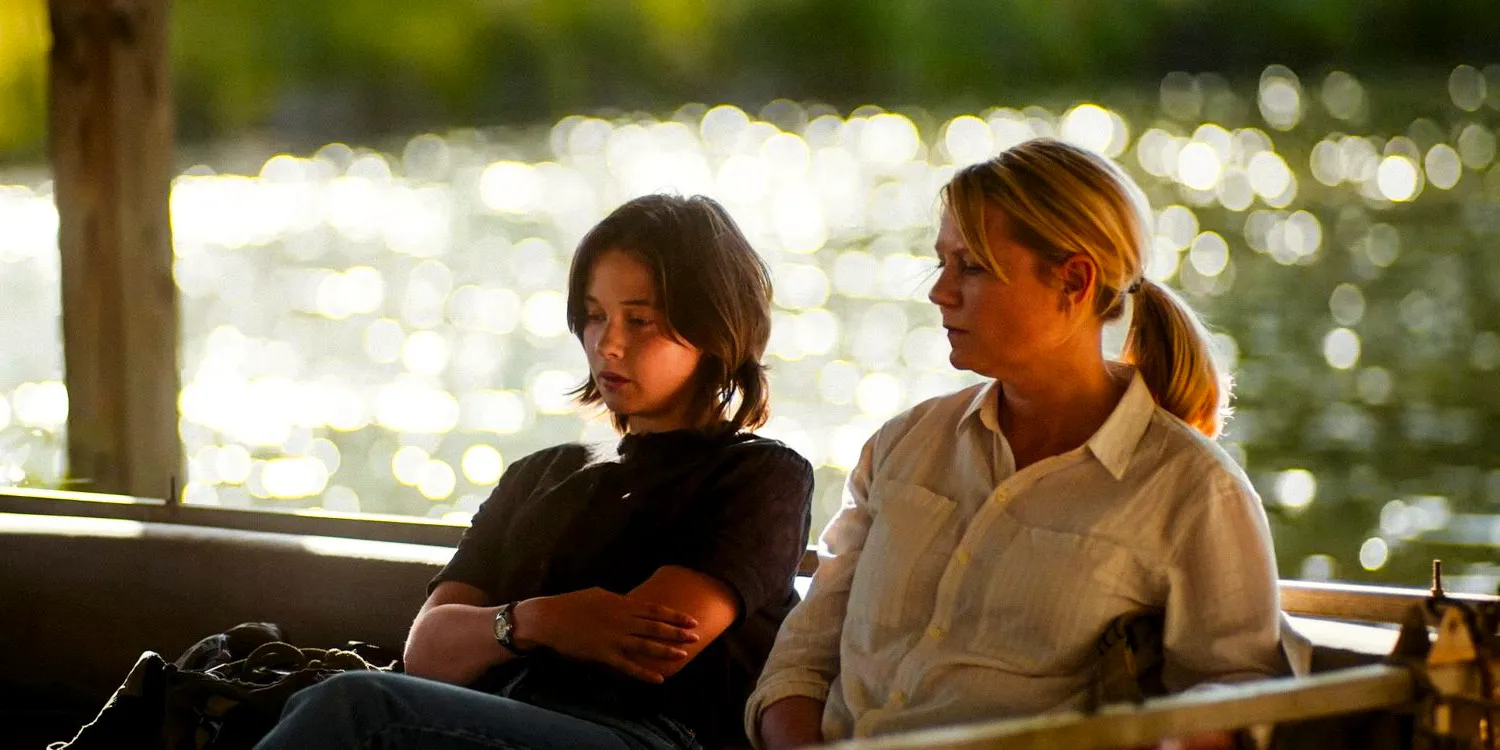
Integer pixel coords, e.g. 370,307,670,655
403,565,740,686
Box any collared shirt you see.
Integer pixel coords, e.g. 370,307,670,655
745,372,1286,745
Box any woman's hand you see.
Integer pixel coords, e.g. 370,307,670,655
759,696,826,750
1130,731,1238,750
514,587,700,683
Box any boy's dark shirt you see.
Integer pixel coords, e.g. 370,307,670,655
429,429,814,748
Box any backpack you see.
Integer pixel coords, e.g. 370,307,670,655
49,622,400,750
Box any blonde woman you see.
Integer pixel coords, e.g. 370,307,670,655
748,139,1287,748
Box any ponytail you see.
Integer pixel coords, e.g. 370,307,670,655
945,140,1230,437
1124,278,1228,438
726,359,770,433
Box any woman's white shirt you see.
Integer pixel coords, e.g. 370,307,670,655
745,373,1286,746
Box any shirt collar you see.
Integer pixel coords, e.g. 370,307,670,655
956,371,1156,481
616,425,737,459
1086,372,1156,480
957,380,1001,436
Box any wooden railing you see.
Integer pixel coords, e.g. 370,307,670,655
0,487,466,547
4,488,1494,626
825,664,1418,750
1280,579,1496,624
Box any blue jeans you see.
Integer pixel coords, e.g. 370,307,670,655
253,671,701,750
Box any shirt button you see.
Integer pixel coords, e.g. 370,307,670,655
955,549,971,564
891,690,906,703
928,626,944,639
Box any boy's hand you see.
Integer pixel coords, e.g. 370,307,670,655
514,587,700,683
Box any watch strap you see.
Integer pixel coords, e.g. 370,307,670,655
494,601,529,656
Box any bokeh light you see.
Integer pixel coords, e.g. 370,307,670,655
1359,537,1389,571
1275,469,1317,511
1323,328,1361,370
1424,144,1462,189
1376,155,1421,201
1258,66,1304,131
1176,142,1222,190
1321,71,1366,122
3,68,1498,584
1449,65,1487,112
461,444,504,485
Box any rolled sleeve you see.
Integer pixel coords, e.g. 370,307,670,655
671,442,814,620
742,677,832,749
1161,470,1284,691
744,434,878,748
427,453,541,597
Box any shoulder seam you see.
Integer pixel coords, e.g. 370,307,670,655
735,437,815,469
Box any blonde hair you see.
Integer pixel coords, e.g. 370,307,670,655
941,138,1229,437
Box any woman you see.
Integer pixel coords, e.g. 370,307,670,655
257,195,814,750
748,139,1287,747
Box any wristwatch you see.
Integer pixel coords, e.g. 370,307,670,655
492,601,529,655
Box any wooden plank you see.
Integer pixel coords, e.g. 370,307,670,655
1282,580,1499,625
825,664,1415,750
0,488,468,548
1,490,1491,627
49,0,179,498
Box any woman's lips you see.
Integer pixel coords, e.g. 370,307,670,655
599,373,630,390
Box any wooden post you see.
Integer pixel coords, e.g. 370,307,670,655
48,0,179,499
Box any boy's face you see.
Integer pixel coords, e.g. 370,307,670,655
582,248,703,433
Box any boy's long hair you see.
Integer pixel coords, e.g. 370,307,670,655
566,194,773,434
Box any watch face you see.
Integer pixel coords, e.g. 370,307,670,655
493,609,512,642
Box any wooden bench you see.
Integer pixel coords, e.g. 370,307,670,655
0,507,1440,748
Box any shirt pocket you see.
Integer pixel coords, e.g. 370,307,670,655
848,481,955,629
967,520,1152,676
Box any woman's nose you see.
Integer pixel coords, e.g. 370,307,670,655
928,267,960,308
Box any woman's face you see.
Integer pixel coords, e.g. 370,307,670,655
929,207,1088,380
582,249,704,433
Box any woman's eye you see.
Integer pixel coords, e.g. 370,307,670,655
935,256,982,275
627,317,653,328
585,312,605,323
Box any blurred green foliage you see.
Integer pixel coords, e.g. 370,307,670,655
3,0,1500,158
0,0,48,156
1,0,1497,591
